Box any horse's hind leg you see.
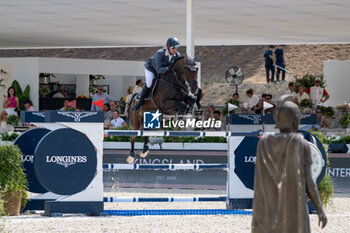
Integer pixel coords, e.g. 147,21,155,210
127,136,136,163
140,136,149,158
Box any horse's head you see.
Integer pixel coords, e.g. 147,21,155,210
183,55,198,94
170,55,198,94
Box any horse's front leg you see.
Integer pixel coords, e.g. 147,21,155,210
185,95,196,114
127,136,136,163
140,136,149,158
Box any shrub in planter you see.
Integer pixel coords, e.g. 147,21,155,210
320,106,335,118
299,99,313,109
294,74,325,93
0,144,28,216
1,132,19,142
339,113,350,128
6,115,19,126
310,130,334,207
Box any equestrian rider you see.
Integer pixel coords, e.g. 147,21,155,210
132,37,181,112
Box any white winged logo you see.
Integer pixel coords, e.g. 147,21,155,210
238,114,262,124
57,112,98,122
32,112,45,118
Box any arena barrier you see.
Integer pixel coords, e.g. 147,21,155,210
105,129,261,137
102,163,228,170
18,111,327,216
103,196,227,202
104,209,252,216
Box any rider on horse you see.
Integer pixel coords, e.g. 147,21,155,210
132,37,181,112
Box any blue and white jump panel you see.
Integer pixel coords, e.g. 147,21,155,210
104,209,253,216
103,163,228,171
103,196,227,203
105,130,260,137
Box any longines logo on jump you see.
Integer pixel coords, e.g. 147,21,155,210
57,112,98,122
46,155,87,168
143,110,222,129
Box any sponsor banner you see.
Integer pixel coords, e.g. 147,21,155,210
227,114,316,125
328,156,350,192
45,110,104,122
34,128,97,195
13,128,51,193
20,111,46,123
103,150,227,188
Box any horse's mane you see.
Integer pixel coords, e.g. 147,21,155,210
169,56,184,70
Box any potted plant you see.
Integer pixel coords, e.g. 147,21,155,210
39,86,51,97
320,106,335,118
6,115,19,127
339,113,350,128
0,144,28,216
299,99,313,109
39,73,55,84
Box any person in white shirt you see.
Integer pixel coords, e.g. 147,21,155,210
296,85,310,103
132,79,144,94
108,110,128,129
286,82,297,97
246,88,259,110
305,77,330,106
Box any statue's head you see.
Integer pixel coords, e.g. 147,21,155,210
273,95,300,132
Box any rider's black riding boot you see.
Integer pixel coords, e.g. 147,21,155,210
132,86,149,112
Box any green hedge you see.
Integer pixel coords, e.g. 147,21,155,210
1,133,19,142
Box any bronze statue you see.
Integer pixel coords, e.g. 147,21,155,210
252,95,327,233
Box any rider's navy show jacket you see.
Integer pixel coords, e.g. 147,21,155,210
145,48,180,76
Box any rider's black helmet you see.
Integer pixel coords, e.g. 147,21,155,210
166,37,180,48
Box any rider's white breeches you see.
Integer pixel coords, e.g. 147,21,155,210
145,68,155,88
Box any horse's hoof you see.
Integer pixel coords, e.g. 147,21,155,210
140,150,149,158
127,156,135,164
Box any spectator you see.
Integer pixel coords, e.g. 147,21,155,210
60,99,71,111
253,99,264,114
124,87,134,119
3,86,19,116
213,110,224,131
305,77,330,106
264,45,275,83
296,85,310,104
264,94,275,113
316,109,330,128
204,102,215,120
133,79,144,94
107,100,118,121
286,82,297,97
274,45,286,83
108,110,128,129
246,88,259,110
23,100,35,111
103,103,111,128
52,84,68,98
230,92,243,113
0,111,14,133
90,85,114,111
300,108,329,131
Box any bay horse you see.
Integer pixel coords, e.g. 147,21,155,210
127,56,198,163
